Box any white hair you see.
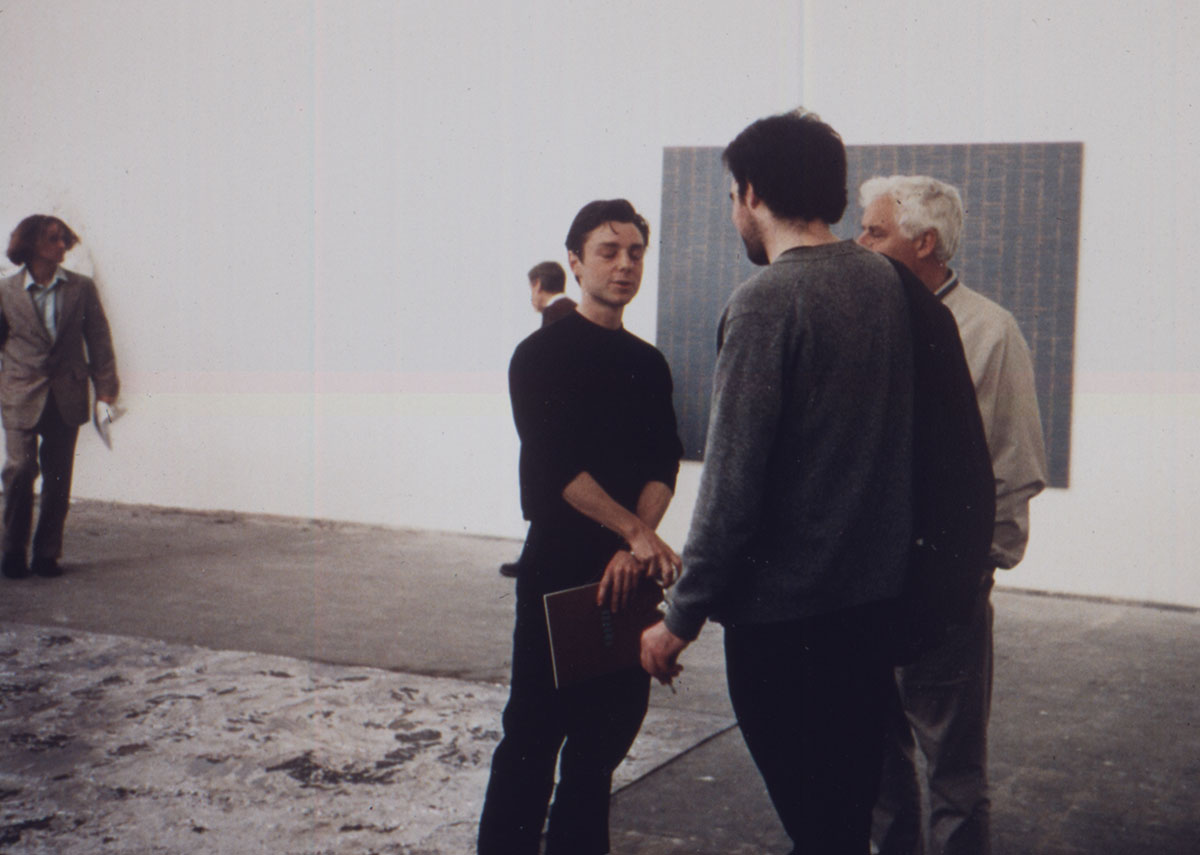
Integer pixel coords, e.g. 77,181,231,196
859,175,964,263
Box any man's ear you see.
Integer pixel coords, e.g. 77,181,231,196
568,250,583,282
742,182,762,210
914,229,939,260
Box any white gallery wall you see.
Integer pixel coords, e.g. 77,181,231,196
0,3,800,539
1,1,1196,608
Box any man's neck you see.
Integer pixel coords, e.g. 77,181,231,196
764,219,839,263
27,260,58,286
914,262,952,295
577,298,623,330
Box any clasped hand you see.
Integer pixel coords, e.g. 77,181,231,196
596,529,680,613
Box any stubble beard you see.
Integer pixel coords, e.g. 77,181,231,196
741,226,769,266
735,213,769,266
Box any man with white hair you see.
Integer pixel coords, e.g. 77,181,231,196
858,175,1048,855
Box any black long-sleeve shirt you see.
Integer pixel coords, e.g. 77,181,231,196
509,311,682,592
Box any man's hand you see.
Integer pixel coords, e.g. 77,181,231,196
561,474,680,589
597,549,649,613
626,526,682,588
92,399,124,450
640,619,688,685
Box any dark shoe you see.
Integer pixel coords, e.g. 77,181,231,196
2,551,29,579
31,556,62,578
498,562,520,578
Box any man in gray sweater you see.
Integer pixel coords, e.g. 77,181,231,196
641,110,914,853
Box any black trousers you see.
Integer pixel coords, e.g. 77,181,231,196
2,395,79,559
478,586,650,855
725,600,897,855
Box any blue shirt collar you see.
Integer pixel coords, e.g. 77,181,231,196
23,267,66,291
933,269,959,300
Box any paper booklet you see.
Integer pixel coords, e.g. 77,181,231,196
543,580,664,689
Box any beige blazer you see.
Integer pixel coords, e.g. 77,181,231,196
0,268,119,430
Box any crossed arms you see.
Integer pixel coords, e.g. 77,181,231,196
561,472,680,612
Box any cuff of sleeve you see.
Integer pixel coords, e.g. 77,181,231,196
548,464,586,501
523,464,585,518
663,604,706,642
652,465,681,493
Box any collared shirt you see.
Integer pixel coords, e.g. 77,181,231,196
24,266,66,340
933,269,961,300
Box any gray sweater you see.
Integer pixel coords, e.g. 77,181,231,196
664,241,914,640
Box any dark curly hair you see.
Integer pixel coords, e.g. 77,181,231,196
722,110,848,224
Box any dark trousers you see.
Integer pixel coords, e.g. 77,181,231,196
478,590,650,855
725,600,897,855
2,396,79,559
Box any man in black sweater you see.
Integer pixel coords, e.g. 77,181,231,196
477,199,683,855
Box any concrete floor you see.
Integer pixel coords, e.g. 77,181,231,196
1,500,1198,853
610,592,1200,855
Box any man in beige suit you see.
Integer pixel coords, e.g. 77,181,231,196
0,215,119,579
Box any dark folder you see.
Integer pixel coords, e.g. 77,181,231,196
543,581,664,689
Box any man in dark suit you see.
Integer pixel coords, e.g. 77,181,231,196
0,215,119,579
499,260,576,577
528,260,575,326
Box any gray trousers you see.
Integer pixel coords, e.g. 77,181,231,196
872,577,995,855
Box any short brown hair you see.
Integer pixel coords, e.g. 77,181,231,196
565,199,649,259
527,260,566,294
